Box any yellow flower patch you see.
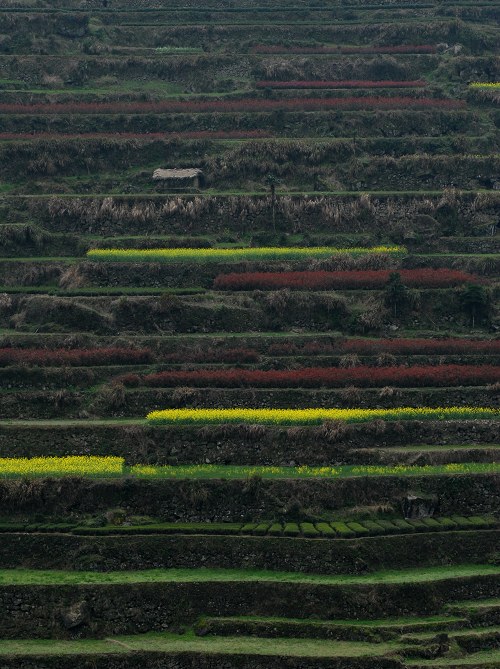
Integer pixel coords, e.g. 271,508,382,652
146,407,500,425
86,246,406,263
0,456,124,478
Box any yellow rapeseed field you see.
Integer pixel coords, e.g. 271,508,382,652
146,407,500,425
86,246,406,263
128,462,500,478
469,82,500,88
0,459,497,479
0,456,124,477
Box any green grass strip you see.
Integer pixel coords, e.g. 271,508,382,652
0,564,497,586
407,648,500,666
1,458,499,479
211,613,464,627
0,631,396,658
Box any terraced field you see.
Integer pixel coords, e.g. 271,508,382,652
0,0,499,667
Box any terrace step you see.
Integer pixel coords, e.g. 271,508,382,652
447,600,500,626
0,385,496,420
0,565,498,639
0,473,497,524
195,614,468,641
351,446,500,466
407,650,500,668
0,529,497,574
0,515,493,539
0,632,405,669
402,626,500,658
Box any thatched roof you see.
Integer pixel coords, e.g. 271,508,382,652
153,168,203,181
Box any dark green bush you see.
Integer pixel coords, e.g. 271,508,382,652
361,520,386,535
330,522,356,538
377,520,401,533
392,519,415,532
407,519,429,532
241,523,258,533
268,522,283,536
346,522,370,536
283,522,300,536
252,522,271,536
300,522,320,537
435,517,458,529
315,522,335,536
451,515,474,527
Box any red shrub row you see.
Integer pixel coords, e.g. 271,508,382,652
0,97,464,115
0,348,153,367
342,339,500,356
162,348,259,364
121,364,500,389
267,338,500,356
214,269,481,290
266,341,341,356
0,130,272,141
0,346,260,367
256,80,426,89
252,45,437,54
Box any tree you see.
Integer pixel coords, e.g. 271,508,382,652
264,173,281,231
460,283,489,327
384,272,408,318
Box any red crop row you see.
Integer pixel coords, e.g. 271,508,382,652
2,340,495,368
0,130,272,141
341,339,500,356
120,364,500,389
0,348,153,367
162,348,259,364
214,269,481,290
0,346,260,367
256,80,426,89
0,97,464,115
252,45,437,54
267,338,500,356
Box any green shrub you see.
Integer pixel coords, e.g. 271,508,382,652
392,519,415,532
0,523,26,532
421,518,442,531
407,519,429,532
252,522,271,536
376,520,400,533
72,522,244,535
43,523,75,532
74,526,110,535
190,523,243,535
241,523,258,533
451,516,474,527
283,522,300,536
346,522,370,536
315,522,335,536
330,522,356,538
360,520,386,535
467,516,496,527
434,517,458,529
268,523,283,536
300,522,320,537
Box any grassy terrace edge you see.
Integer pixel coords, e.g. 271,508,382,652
0,457,499,479
0,632,399,658
0,564,498,585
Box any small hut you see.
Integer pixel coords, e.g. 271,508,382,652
152,168,204,190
